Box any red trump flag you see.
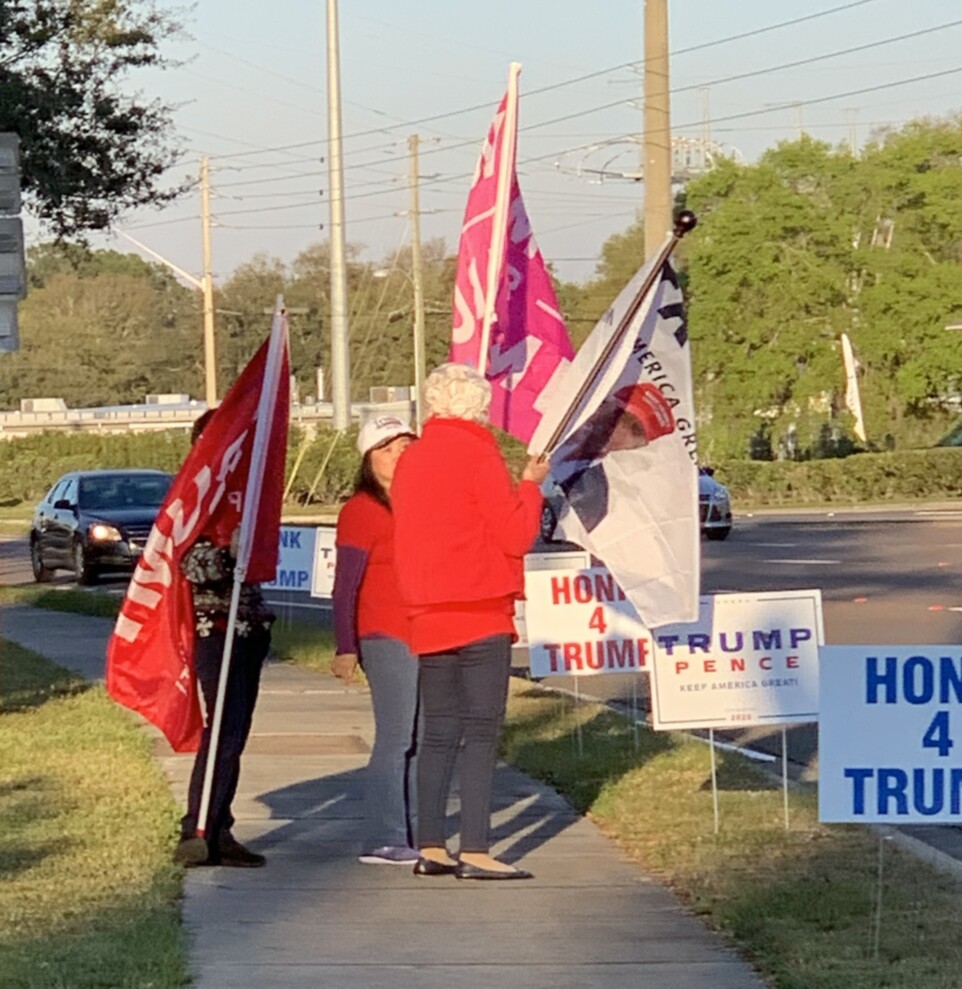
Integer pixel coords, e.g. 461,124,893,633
106,317,290,752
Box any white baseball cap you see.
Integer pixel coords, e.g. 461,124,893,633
357,414,416,457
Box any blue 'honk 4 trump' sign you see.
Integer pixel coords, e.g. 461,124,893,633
819,646,962,823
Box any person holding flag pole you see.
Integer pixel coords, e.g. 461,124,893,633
388,63,563,882
106,297,291,868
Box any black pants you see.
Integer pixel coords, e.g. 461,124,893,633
417,634,511,854
181,627,270,843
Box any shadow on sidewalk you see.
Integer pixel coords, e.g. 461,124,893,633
252,761,581,863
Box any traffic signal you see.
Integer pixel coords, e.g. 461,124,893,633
0,218,26,297
0,132,23,354
0,297,17,353
0,134,21,214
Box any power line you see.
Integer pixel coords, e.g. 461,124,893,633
516,21,962,139
672,64,962,134
128,5,944,235
329,59,962,210
261,20,962,208
204,0,882,162
213,201,322,218
669,18,962,103
216,171,325,190
220,187,326,201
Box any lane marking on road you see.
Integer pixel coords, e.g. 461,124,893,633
764,558,840,565
914,511,962,519
755,542,798,548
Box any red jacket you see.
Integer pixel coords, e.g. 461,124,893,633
392,417,542,610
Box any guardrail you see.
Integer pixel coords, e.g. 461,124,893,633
0,399,414,439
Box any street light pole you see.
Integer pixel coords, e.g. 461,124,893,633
408,134,426,429
200,156,218,406
326,0,351,431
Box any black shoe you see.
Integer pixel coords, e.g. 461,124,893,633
217,832,266,868
173,837,210,867
454,861,533,881
413,856,458,877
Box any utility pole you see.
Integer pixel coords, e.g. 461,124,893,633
326,0,351,431
846,108,858,156
200,156,217,406
408,133,427,430
643,0,672,257
699,87,711,146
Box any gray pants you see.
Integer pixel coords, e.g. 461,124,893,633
359,637,419,849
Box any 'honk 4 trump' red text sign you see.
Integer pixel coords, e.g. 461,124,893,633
650,590,823,731
524,567,652,678
819,646,962,824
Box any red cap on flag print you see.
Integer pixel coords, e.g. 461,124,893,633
612,383,675,442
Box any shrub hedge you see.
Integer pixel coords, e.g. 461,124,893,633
715,448,962,506
0,427,362,508
4,429,962,510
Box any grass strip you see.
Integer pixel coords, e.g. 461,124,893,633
0,639,187,989
0,586,336,672
502,680,962,989
0,584,123,617
271,617,337,675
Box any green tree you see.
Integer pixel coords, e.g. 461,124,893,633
0,0,184,236
0,244,200,407
215,253,289,388
683,140,855,459
344,239,454,399
681,124,962,459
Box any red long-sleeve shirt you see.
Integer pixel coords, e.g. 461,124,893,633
391,416,542,654
332,492,410,655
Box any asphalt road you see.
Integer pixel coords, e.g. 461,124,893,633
7,507,962,771
7,508,962,640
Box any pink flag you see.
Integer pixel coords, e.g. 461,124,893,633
449,81,574,444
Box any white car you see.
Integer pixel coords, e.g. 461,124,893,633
540,467,733,543
699,466,732,541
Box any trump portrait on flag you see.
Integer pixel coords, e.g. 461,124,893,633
553,383,676,533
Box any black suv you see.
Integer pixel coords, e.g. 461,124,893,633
30,469,173,584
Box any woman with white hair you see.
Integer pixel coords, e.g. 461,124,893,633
391,362,549,880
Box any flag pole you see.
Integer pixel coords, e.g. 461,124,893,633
841,332,867,443
195,296,290,846
477,61,521,375
540,210,697,456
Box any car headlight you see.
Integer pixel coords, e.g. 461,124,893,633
89,523,123,542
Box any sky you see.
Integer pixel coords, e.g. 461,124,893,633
67,0,962,287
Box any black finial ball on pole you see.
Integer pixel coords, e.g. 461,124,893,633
673,209,698,238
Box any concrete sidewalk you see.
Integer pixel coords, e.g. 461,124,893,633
2,604,765,989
